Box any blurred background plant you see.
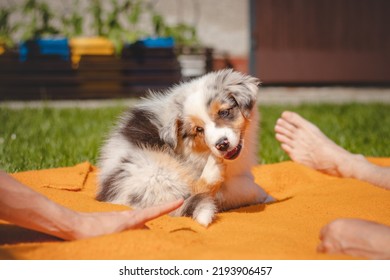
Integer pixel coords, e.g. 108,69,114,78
20,0,60,40
147,1,199,47
0,0,202,54
60,0,84,38
0,7,17,51
124,0,145,42
89,0,145,53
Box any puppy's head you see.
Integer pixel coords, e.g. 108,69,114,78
176,69,259,160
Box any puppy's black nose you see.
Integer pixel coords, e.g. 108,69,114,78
215,137,229,151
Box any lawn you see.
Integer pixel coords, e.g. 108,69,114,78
1,103,389,173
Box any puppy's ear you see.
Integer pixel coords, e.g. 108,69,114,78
159,117,180,149
229,76,260,119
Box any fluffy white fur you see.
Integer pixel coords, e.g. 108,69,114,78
97,69,272,227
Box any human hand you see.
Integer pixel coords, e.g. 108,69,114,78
72,199,184,240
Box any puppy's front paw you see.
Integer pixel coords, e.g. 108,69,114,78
192,196,217,227
201,155,225,185
180,193,217,227
192,155,225,194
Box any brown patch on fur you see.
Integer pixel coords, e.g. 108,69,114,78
182,116,209,153
240,114,251,136
188,116,205,131
208,99,247,141
147,150,196,186
230,111,247,133
192,177,223,196
209,99,246,130
208,100,224,117
191,158,225,196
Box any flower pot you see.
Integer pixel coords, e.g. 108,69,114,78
18,37,70,62
120,37,182,94
139,36,175,48
176,46,213,79
69,36,115,66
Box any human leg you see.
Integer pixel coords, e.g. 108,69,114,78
275,111,390,189
318,218,390,259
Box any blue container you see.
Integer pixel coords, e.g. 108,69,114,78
139,37,175,48
19,37,70,62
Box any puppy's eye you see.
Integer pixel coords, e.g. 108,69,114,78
229,97,238,107
218,109,230,118
195,126,204,134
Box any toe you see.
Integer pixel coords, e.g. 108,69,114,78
280,143,293,156
275,124,294,139
281,111,309,129
275,133,293,146
276,117,297,133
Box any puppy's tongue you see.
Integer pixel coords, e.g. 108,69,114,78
224,144,242,160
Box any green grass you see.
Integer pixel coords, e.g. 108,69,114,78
0,106,124,172
1,103,389,172
258,103,390,164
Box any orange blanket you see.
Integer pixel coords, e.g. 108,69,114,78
1,159,389,260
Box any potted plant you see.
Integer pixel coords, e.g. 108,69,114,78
144,5,211,80
18,0,70,62
120,2,188,95
64,0,145,66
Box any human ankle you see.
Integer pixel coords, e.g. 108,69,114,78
335,153,365,179
339,154,369,179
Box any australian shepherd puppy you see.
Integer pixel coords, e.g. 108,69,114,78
97,69,272,227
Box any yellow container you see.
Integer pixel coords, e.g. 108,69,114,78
69,36,115,65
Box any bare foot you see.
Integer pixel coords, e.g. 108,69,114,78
318,218,390,259
274,111,361,177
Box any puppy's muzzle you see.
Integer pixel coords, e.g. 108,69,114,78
215,137,230,151
215,138,243,160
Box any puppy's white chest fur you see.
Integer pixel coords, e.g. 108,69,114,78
97,69,271,227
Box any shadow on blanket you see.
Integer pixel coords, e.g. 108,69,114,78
0,224,59,245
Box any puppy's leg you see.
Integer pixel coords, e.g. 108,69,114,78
216,173,274,211
192,155,225,195
172,193,217,227
171,155,224,227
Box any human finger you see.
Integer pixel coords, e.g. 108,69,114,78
127,199,184,228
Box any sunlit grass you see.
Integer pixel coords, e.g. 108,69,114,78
258,103,390,163
0,106,124,172
1,103,389,172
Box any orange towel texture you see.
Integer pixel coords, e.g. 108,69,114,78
1,158,389,260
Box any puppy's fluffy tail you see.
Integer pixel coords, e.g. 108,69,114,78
171,193,217,227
